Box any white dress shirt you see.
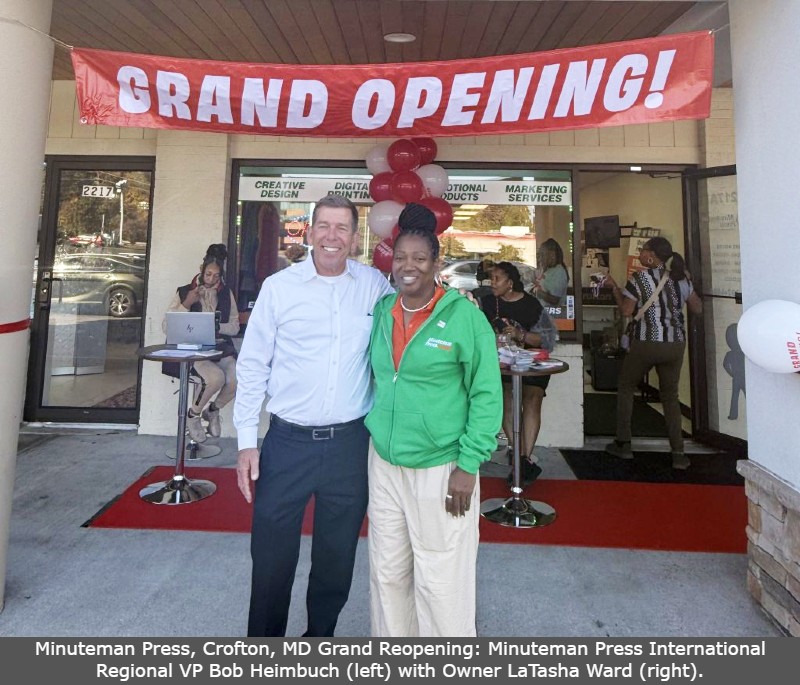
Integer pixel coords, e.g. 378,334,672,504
234,255,394,450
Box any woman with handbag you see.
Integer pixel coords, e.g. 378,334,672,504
604,237,702,469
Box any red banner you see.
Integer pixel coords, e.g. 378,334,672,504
72,32,713,139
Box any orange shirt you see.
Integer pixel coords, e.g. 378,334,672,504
391,286,447,370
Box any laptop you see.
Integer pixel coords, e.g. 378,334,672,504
165,311,216,347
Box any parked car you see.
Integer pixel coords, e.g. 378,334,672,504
67,232,113,248
52,253,144,317
439,259,538,292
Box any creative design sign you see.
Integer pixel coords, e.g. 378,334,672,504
72,32,713,138
239,177,572,205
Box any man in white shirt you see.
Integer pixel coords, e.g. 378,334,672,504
234,195,394,637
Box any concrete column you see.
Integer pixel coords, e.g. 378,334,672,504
729,0,800,487
729,0,800,635
0,0,54,611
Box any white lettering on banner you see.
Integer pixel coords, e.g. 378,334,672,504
286,80,327,128
77,32,712,135
197,75,233,124
554,59,607,117
442,72,486,126
117,66,150,113
645,50,677,109
604,54,648,112
482,68,534,124
529,64,559,120
398,77,442,128
241,78,283,127
239,177,572,205
156,70,191,120
352,79,395,130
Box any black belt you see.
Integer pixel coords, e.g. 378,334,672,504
270,414,364,441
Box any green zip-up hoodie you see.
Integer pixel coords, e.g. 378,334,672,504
365,288,503,475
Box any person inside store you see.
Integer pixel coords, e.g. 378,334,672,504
480,261,557,485
233,195,395,637
471,257,495,302
533,237,569,309
366,203,502,637
603,236,702,470
163,247,239,443
284,243,307,263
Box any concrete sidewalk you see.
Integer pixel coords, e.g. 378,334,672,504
0,428,782,637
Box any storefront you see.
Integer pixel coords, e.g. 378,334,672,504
27,80,740,454
7,0,800,636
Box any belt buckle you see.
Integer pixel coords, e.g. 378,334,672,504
312,427,333,441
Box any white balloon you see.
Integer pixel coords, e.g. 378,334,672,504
737,299,800,373
368,200,404,239
365,143,391,175
416,164,449,198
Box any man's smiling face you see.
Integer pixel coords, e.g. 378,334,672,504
309,206,358,277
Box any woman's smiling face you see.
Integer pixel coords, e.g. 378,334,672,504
392,233,437,299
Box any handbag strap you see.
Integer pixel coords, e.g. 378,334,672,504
633,271,670,322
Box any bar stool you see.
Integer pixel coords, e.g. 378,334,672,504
138,344,221,505
164,369,222,461
481,360,569,528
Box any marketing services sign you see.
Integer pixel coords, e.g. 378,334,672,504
239,177,571,206
72,31,713,138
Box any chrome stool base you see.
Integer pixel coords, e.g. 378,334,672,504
165,440,221,461
480,496,556,528
139,475,217,505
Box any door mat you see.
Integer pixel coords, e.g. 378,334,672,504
560,449,744,486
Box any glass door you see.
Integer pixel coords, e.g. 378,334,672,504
683,165,746,451
26,157,154,423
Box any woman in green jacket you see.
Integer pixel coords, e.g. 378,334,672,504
365,204,503,637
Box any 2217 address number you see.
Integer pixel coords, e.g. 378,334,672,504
81,185,115,198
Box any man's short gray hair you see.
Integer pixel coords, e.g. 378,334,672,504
312,195,359,232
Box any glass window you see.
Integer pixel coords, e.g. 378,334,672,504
234,165,574,334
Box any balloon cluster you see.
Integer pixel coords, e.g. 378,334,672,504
737,300,800,374
365,138,454,271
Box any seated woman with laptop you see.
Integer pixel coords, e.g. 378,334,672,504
163,251,240,443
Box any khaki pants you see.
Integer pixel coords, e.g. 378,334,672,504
191,356,237,412
367,442,479,637
616,340,686,453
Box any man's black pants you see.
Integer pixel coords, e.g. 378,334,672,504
247,415,369,637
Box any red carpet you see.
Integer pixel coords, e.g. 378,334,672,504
86,466,746,554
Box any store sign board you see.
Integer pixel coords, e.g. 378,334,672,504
239,177,572,206
443,181,571,205
238,178,371,203
72,32,713,138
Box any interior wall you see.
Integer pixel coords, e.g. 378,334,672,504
579,173,691,407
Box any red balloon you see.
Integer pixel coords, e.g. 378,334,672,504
372,239,395,272
390,170,424,203
412,137,438,165
418,196,454,234
390,224,400,243
387,139,421,172
369,172,394,202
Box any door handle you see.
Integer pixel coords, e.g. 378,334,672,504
37,276,62,306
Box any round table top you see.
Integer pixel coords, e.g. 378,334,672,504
137,343,223,363
500,358,569,377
